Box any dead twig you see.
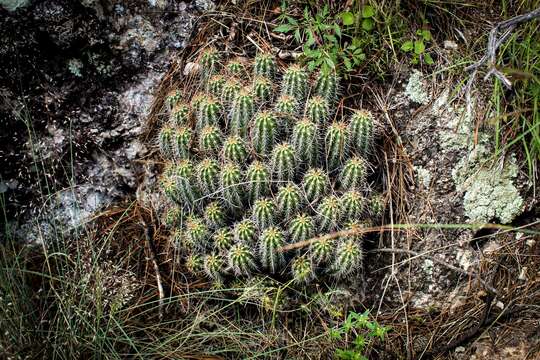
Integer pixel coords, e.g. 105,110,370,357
140,214,165,320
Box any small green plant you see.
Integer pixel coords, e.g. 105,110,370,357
400,28,434,65
330,310,390,359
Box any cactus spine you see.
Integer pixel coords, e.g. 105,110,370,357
228,243,257,276
251,111,278,155
208,75,226,97
276,182,302,219
291,256,314,284
281,64,308,100
259,226,286,273
306,96,329,125
158,126,174,157
310,238,334,264
292,118,319,168
316,196,342,232
173,126,192,159
254,76,272,103
199,47,219,76
204,254,226,280
302,168,329,203
325,121,348,171
234,219,257,245
314,69,339,105
185,254,203,274
197,158,220,195
340,190,365,221
170,103,190,126
331,239,362,279
349,110,376,156
220,162,244,210
229,89,254,138
288,213,315,242
223,135,248,163
185,216,210,250
246,161,270,203
271,143,296,182
339,156,367,190
199,125,223,155
254,52,277,78
213,227,234,251
252,198,276,229
204,201,226,229
197,97,222,130
222,79,241,104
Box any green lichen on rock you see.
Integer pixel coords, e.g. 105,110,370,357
452,145,523,224
404,70,429,105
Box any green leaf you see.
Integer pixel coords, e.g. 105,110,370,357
361,18,374,31
421,29,432,41
414,40,425,54
401,40,414,52
294,28,301,42
362,5,375,18
423,53,434,65
334,23,342,38
341,11,355,25
274,24,293,33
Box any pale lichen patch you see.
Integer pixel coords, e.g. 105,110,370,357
404,70,430,105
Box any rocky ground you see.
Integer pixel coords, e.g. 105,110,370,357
0,0,216,243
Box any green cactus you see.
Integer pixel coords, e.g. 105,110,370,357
229,89,255,138
291,255,314,284
254,76,273,103
223,135,249,163
325,121,348,171
204,201,226,229
271,143,296,182
259,226,286,273
246,161,270,203
310,237,334,264
251,111,278,155
191,93,207,114
314,69,339,105
331,239,362,279
252,198,276,229
292,118,319,168
281,64,308,101
158,126,175,158
368,193,384,218
185,253,203,274
226,58,245,76
276,182,302,219
198,125,223,155
234,219,257,245
222,79,242,104
254,52,277,78
204,253,226,280
197,97,222,130
170,103,190,126
208,75,226,97
199,47,220,76
274,95,298,133
316,195,342,232
302,168,329,203
163,160,200,208
172,126,192,159
288,213,315,242
164,207,184,228
185,216,210,251
220,162,244,210
196,158,220,195
339,156,367,190
306,96,329,125
228,243,257,276
166,89,182,111
213,227,234,251
340,190,365,221
349,110,376,156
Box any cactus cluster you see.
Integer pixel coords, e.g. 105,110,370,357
160,48,382,286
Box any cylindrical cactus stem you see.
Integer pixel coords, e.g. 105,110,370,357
185,216,210,251
197,97,222,131
199,47,220,77
226,57,246,76
212,227,234,251
253,76,273,103
274,95,298,134
196,158,220,195
340,190,365,221
185,253,203,274
220,162,244,210
276,182,303,219
254,52,277,78
171,228,186,250
291,255,314,284
281,64,309,101
292,118,319,168
348,110,376,156
310,237,334,264
339,156,367,190
222,135,249,163
191,92,207,114
314,69,339,106
288,213,315,243
222,79,242,105
229,89,254,138
204,201,227,229
203,253,226,280
271,143,296,182
166,89,182,111
325,121,349,171
305,96,329,125
208,75,226,97
246,161,270,204
163,160,200,209
170,103,190,127
330,239,362,279
164,206,185,228
158,126,175,158
302,168,330,203
259,226,286,273
172,126,192,159
252,198,276,229
251,111,278,156
198,125,223,155
234,219,257,245
316,195,342,232
368,193,384,218
228,243,257,276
